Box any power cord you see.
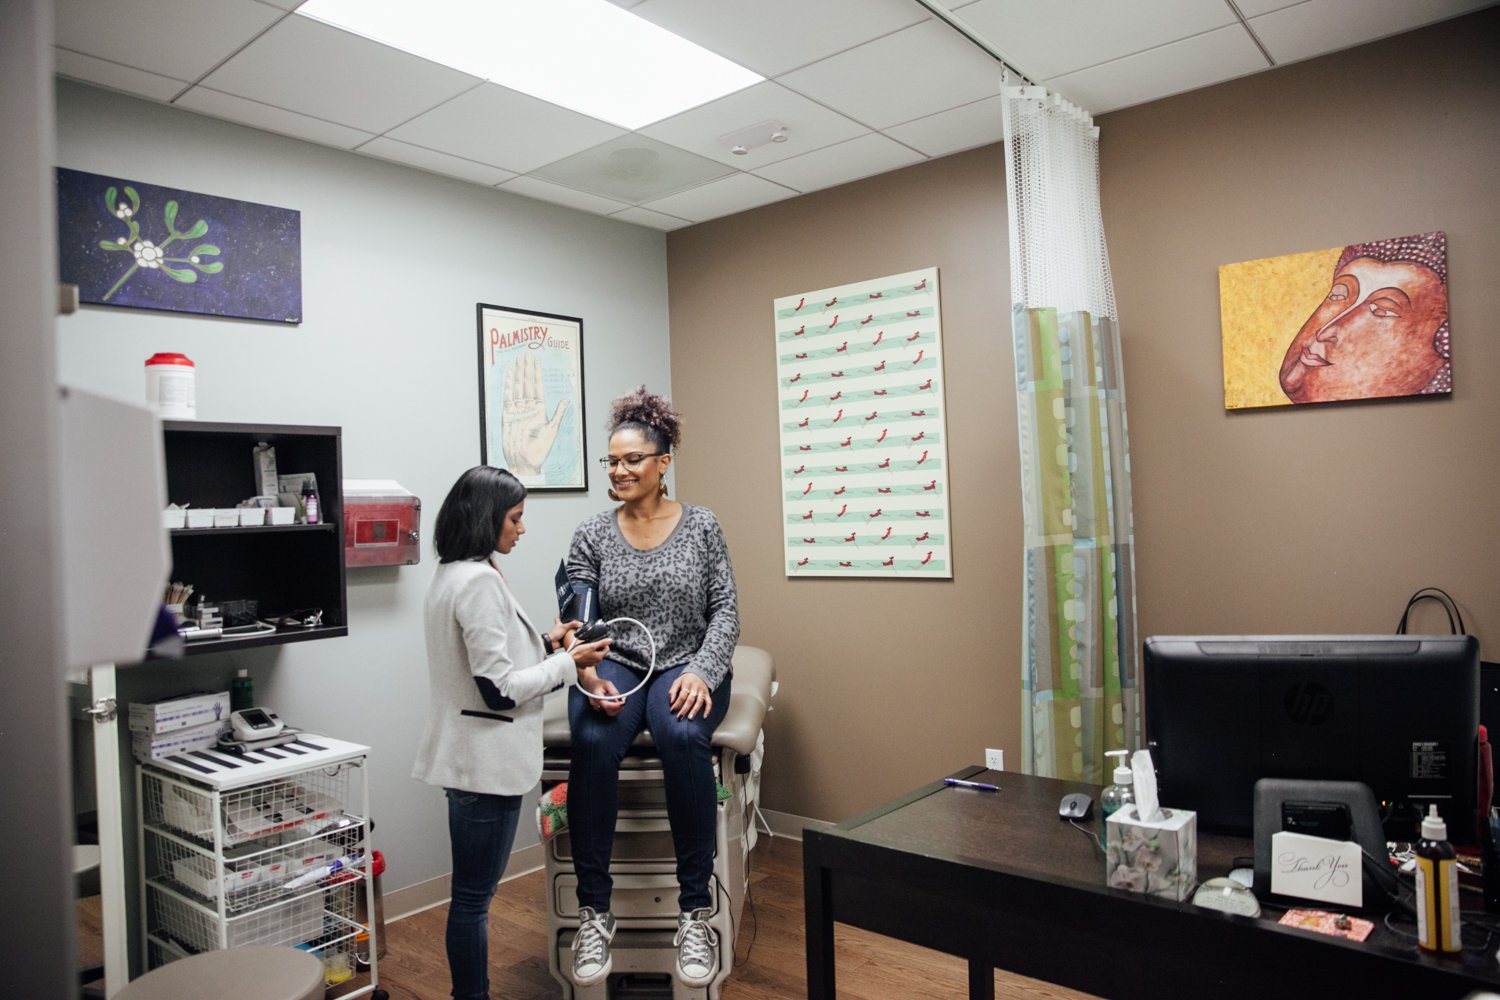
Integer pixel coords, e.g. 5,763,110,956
1069,818,1104,855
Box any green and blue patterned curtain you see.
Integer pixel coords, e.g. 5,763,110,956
1003,86,1139,783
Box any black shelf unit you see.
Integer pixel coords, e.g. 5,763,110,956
162,421,347,655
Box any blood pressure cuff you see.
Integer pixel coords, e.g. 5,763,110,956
555,560,597,625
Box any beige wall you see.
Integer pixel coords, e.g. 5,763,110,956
1101,10,1499,651
667,9,1500,823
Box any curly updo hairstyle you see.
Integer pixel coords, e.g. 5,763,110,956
608,385,682,455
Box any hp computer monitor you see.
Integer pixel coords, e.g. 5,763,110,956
1143,634,1480,840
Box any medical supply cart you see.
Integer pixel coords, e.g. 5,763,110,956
137,735,386,999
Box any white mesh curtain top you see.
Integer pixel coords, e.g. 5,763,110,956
1002,86,1139,783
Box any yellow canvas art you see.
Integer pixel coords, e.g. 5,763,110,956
1219,232,1450,409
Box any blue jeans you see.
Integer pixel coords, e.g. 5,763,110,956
568,660,731,913
444,788,522,1000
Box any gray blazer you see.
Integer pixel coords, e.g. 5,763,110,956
411,552,574,796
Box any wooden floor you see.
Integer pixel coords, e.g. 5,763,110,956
369,833,1101,1000
78,833,1101,998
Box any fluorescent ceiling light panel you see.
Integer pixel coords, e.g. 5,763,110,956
297,0,763,129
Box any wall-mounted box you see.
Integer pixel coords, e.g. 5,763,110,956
343,480,421,567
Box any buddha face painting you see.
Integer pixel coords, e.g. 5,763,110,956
1278,232,1450,404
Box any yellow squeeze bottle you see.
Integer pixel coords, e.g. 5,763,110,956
1415,804,1461,952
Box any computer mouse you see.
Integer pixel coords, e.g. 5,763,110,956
1059,792,1093,821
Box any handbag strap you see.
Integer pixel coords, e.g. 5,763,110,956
1396,587,1466,635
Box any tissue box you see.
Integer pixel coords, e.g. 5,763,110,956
1105,805,1197,901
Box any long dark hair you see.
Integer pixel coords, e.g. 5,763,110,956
433,466,525,563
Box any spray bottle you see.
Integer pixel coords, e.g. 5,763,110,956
1415,803,1462,952
1100,750,1135,848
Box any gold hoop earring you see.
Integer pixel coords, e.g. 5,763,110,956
658,481,668,497
608,488,621,502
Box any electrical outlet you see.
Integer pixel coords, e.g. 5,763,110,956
985,748,1004,771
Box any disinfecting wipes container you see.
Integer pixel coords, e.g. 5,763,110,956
145,352,196,419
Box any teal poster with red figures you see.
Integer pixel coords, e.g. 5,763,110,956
773,267,952,578
56,167,301,323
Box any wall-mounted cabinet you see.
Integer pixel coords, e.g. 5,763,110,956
162,421,346,654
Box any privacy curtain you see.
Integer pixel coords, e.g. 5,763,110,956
1002,85,1139,783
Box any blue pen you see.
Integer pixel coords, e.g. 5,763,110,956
944,777,1000,792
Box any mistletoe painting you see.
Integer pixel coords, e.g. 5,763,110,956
56,168,302,323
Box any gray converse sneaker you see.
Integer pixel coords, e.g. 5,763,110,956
673,909,718,987
572,907,615,987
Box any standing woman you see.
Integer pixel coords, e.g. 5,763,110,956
565,387,740,990
412,465,610,1000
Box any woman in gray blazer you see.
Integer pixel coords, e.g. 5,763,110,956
412,465,610,1000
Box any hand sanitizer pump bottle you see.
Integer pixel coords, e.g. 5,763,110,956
1416,804,1462,952
1100,750,1135,848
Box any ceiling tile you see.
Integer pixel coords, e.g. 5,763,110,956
956,0,1239,81
1249,0,1498,65
1232,0,1309,14
198,14,479,134
497,177,634,216
777,19,1003,131
884,94,1005,158
529,134,736,205
609,206,694,231
638,173,799,223
752,133,925,193
54,0,286,83
53,49,187,102
358,137,516,186
387,83,624,175
624,0,928,77
640,82,869,169
173,85,375,148
253,0,305,9
1047,25,1270,115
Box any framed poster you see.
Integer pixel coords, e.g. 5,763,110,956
772,266,953,578
55,167,301,323
1219,231,1450,408
477,303,587,491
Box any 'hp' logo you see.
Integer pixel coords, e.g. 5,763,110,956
1284,682,1334,725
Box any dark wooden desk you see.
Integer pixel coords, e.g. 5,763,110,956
803,767,1500,999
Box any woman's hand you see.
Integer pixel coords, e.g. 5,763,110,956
569,636,611,672
550,617,583,649
576,667,626,717
669,672,713,720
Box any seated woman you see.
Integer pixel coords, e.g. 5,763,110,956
565,387,740,990
412,465,610,1000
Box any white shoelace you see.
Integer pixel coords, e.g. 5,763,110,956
674,914,717,971
575,913,610,968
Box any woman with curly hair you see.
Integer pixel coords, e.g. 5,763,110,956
564,386,739,990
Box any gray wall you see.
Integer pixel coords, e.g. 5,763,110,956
54,79,674,900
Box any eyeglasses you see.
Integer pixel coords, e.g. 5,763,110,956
598,452,661,470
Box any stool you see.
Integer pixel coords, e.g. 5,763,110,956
114,946,324,1000
542,645,775,999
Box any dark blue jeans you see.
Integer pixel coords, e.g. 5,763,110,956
444,788,522,1000
568,660,731,913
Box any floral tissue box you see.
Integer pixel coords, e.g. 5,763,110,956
1105,805,1198,901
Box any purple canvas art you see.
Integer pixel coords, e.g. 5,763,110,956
57,167,301,324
